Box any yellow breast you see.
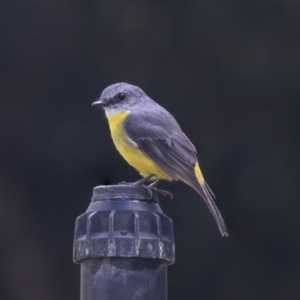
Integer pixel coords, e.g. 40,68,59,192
106,110,172,180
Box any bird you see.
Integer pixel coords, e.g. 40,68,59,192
92,82,228,236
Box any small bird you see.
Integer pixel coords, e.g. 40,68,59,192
92,83,228,236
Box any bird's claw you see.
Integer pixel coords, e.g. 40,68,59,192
119,175,173,200
130,174,155,186
119,181,129,184
142,184,153,199
150,187,173,199
141,185,173,200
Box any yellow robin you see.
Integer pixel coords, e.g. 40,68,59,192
93,82,228,236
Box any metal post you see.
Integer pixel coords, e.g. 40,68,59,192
73,184,175,300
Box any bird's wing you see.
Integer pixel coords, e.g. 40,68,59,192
124,111,228,237
124,111,198,182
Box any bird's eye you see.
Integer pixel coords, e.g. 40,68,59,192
117,93,126,101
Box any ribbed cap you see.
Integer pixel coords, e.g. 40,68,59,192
73,184,175,264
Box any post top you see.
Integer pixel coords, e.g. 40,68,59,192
92,184,158,202
73,184,175,265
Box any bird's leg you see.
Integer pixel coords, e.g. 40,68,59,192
141,184,153,199
155,188,173,199
119,175,156,198
132,174,156,199
132,174,155,186
119,174,155,186
148,179,161,188
147,179,173,199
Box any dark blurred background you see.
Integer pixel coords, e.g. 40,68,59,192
1,0,299,299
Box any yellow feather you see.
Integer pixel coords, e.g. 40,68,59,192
107,110,172,180
194,162,205,185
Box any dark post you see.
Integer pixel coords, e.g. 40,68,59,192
73,184,175,300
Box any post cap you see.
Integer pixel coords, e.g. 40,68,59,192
73,184,175,264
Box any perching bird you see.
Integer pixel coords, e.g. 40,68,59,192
92,83,228,236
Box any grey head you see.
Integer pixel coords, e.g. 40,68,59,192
92,82,150,112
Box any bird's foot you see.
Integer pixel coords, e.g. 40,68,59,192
119,181,129,184
141,184,173,200
131,174,155,186
141,184,153,199
147,179,173,199
119,175,173,199
150,187,173,199
119,174,155,186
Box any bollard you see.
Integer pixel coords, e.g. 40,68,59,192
73,184,175,300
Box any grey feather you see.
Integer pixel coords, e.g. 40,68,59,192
124,111,228,236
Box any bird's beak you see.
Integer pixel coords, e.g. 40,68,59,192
92,99,105,108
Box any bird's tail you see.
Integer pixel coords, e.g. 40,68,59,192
192,180,228,236
187,163,228,236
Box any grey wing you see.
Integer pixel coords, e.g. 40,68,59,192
124,112,228,236
124,112,198,182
